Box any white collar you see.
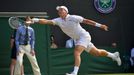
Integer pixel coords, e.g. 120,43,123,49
24,25,29,28
65,14,70,19
61,14,70,20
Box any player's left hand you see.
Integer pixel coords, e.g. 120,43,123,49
100,25,108,31
30,50,35,56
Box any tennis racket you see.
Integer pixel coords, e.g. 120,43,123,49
8,17,22,29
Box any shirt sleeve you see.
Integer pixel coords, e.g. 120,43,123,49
15,28,20,51
30,29,35,50
73,15,84,23
51,18,60,26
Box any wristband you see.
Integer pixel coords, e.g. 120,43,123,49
95,23,101,27
32,18,39,22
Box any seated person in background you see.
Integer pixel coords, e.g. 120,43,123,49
130,47,134,66
50,35,58,48
66,38,75,48
129,46,134,72
111,42,117,48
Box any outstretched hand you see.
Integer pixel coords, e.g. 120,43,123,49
25,21,34,24
25,16,34,24
100,25,108,31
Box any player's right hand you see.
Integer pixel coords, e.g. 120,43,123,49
100,25,108,31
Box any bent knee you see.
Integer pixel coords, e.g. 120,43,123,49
94,50,100,56
90,49,101,56
91,49,107,57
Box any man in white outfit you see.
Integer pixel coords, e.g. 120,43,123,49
29,6,121,75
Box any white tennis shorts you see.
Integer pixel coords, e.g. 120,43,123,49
75,35,94,52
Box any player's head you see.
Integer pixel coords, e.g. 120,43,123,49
56,6,68,18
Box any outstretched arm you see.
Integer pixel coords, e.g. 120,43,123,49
32,18,54,25
82,18,108,31
25,17,55,25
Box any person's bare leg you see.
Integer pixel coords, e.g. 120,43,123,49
74,45,85,66
89,46,108,56
89,46,121,66
70,45,85,75
10,59,16,75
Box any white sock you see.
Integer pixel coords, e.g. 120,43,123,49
72,66,79,75
107,52,115,59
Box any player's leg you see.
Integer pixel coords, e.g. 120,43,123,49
66,45,85,75
74,45,85,74
66,36,90,75
85,45,121,66
74,45,85,67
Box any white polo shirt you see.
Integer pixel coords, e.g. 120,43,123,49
52,14,90,40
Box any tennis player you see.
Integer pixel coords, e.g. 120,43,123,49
30,6,121,75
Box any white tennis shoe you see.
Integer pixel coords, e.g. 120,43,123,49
113,52,122,66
